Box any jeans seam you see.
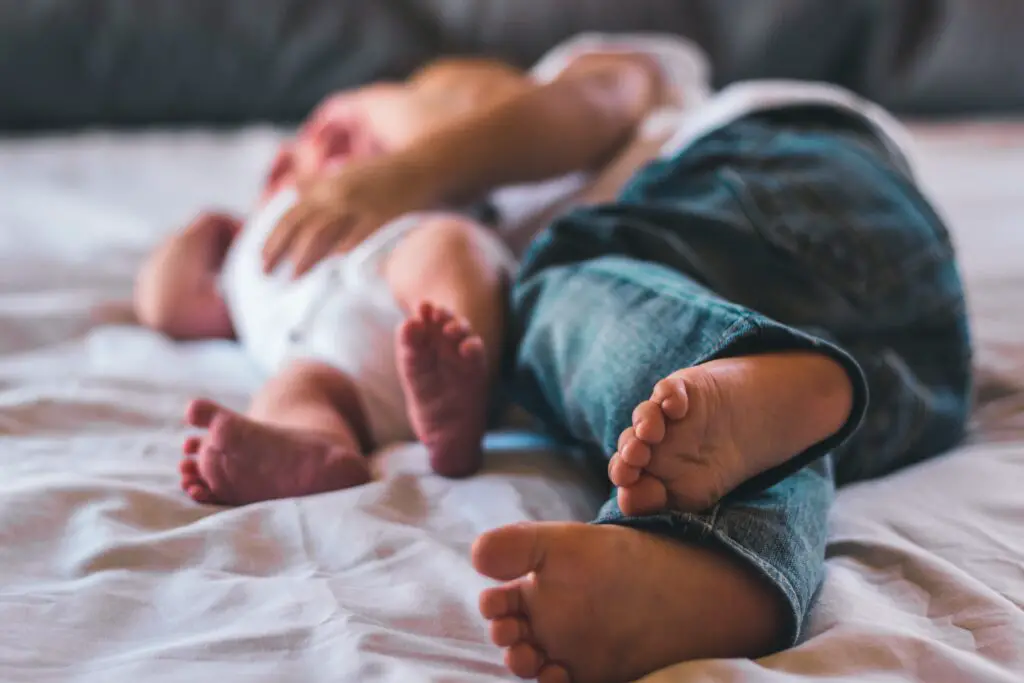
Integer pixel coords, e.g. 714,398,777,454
689,315,762,365
705,525,808,644
877,348,929,461
580,258,758,336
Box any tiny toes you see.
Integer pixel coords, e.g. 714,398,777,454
632,400,666,443
429,305,454,327
441,318,468,342
479,585,523,619
617,426,635,452
185,398,220,428
620,436,651,468
651,378,673,401
506,641,545,679
187,482,215,504
538,664,572,683
653,377,690,420
399,318,428,347
183,436,201,456
490,616,531,647
618,473,669,516
179,458,200,477
608,453,642,487
661,395,688,420
417,301,436,323
457,335,485,360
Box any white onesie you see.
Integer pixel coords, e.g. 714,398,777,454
220,188,515,446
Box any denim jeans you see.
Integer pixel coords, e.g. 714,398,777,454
506,108,973,643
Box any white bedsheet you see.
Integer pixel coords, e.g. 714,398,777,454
0,122,1020,683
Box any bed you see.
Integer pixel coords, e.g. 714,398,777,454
0,121,1020,683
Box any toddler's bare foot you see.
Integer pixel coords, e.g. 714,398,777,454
473,522,785,683
397,302,489,478
609,353,853,515
179,399,370,505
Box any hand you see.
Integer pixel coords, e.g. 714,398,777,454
261,154,434,277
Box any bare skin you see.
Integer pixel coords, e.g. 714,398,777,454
472,522,788,683
470,353,852,680
179,361,373,505
397,302,490,478
138,63,544,502
177,298,492,504
609,353,854,515
179,398,371,505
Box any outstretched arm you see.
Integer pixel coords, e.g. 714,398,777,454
263,54,662,275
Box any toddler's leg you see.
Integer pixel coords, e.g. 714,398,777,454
180,360,371,505
473,113,970,682
384,216,508,477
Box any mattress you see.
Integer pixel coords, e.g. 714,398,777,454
0,122,1020,683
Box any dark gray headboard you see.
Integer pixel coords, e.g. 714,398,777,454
1,0,1021,130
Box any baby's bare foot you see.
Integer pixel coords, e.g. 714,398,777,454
473,522,785,683
609,353,853,515
397,302,489,478
179,399,370,505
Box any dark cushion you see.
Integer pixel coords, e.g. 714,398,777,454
0,0,1020,130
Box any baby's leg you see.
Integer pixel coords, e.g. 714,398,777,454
180,360,372,505
384,216,508,477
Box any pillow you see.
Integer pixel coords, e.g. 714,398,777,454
0,0,438,128
0,0,1020,130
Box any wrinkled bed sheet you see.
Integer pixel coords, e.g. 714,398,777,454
0,123,1020,683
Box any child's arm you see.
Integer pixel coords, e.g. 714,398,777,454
134,212,240,340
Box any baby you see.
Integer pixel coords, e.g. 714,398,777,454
134,36,704,506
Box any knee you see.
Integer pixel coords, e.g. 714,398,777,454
250,360,337,415
387,214,504,297
261,361,331,397
412,215,487,255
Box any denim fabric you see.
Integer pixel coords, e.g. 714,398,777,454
506,108,972,643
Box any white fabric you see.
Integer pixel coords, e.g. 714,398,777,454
0,120,1021,683
530,32,712,110
220,188,514,445
659,79,918,173
490,32,712,234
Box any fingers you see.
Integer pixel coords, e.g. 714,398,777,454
261,208,366,278
261,202,314,274
260,194,383,276
265,145,295,192
291,215,354,277
334,218,376,256
288,216,333,277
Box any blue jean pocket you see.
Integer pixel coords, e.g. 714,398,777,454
723,143,960,325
